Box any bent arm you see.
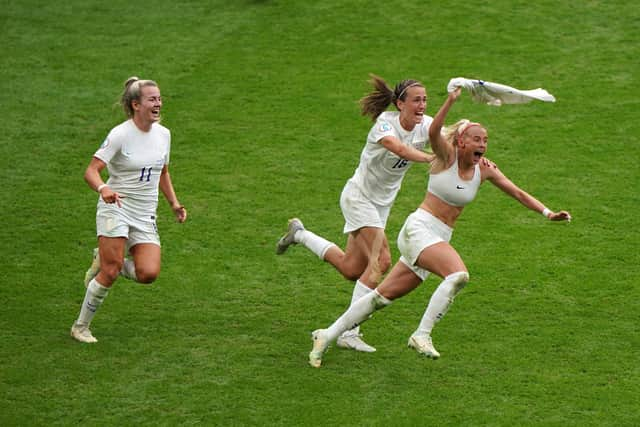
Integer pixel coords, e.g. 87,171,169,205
84,157,124,207
84,157,108,192
160,165,187,223
428,88,461,161
379,136,433,163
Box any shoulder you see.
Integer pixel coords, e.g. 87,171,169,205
109,120,132,135
152,122,170,134
151,123,171,141
376,111,399,126
105,120,132,143
479,157,502,181
420,115,434,132
369,111,399,141
378,111,398,120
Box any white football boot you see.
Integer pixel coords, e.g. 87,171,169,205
336,333,376,353
407,334,440,359
70,322,98,343
276,218,305,255
309,329,330,368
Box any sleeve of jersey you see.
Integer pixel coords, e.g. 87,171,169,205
368,118,396,144
93,129,123,164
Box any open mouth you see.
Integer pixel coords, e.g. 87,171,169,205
473,151,484,160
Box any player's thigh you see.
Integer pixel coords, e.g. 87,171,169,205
354,226,390,261
98,236,127,268
130,243,162,275
415,242,467,278
336,232,368,274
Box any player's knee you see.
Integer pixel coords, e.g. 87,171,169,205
447,271,469,292
135,268,159,284
341,266,365,281
101,261,123,283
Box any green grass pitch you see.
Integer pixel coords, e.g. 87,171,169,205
1,0,639,425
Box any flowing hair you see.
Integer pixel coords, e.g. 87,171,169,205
359,74,425,121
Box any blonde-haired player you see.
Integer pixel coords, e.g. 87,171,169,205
71,77,187,343
277,75,434,352
309,87,571,367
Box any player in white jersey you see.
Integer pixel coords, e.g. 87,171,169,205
71,77,187,344
276,75,434,352
308,87,572,367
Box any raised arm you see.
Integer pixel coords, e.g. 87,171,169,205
428,87,462,161
483,161,572,221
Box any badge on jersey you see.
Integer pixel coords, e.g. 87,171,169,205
379,122,392,132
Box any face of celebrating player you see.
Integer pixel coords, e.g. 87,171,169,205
459,126,488,165
397,86,427,131
132,86,162,131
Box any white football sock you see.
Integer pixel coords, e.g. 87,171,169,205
295,229,336,260
342,280,374,337
414,272,469,337
120,258,137,281
326,290,391,342
76,278,110,326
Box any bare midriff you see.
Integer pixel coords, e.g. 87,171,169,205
419,192,464,228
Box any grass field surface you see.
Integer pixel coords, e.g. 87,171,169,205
1,0,639,425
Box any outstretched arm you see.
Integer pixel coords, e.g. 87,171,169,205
483,161,572,221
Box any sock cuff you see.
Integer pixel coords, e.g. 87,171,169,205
373,289,392,307
319,243,337,260
89,279,110,296
355,280,373,293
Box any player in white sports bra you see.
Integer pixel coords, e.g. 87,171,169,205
276,75,435,353
308,86,572,368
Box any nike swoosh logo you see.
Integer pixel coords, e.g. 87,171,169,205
456,185,465,189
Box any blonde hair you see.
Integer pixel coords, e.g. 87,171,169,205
120,77,158,118
432,119,484,169
443,119,484,146
359,74,425,121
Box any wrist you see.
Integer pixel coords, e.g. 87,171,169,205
542,208,552,219
97,183,108,193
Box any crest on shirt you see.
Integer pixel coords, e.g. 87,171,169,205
379,122,392,132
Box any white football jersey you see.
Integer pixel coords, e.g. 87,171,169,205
349,111,432,205
94,120,170,216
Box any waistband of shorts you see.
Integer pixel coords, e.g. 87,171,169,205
413,208,453,233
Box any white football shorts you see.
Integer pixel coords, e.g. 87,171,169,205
397,208,453,280
96,203,161,249
340,180,392,234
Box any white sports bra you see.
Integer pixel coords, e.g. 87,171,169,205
427,153,481,207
